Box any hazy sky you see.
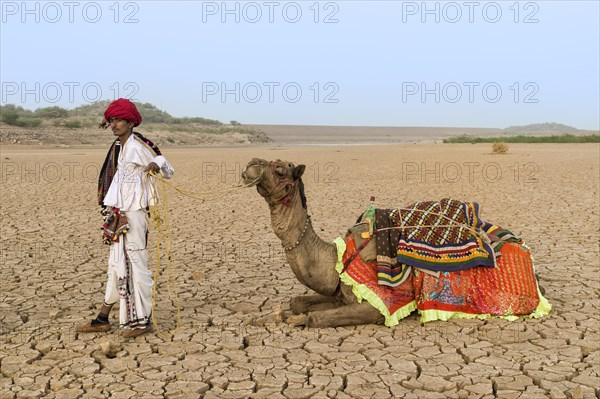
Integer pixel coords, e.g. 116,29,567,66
1,0,599,129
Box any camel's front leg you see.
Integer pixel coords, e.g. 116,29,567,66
290,294,340,314
306,302,384,328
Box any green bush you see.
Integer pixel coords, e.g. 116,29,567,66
0,109,42,127
443,134,600,144
230,120,241,126
172,116,222,125
14,117,42,127
64,120,82,129
0,104,33,117
34,106,69,118
1,111,20,125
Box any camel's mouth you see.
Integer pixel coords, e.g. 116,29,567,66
241,161,265,187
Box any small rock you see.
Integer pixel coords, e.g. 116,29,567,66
192,271,205,281
286,314,307,327
48,310,61,319
100,340,121,358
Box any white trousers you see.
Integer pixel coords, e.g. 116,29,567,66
104,209,153,329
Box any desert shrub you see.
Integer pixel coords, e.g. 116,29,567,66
444,134,600,144
1,104,42,126
34,106,69,118
0,104,33,117
492,142,508,153
64,120,82,129
230,120,241,126
173,116,222,125
1,111,20,125
14,117,42,127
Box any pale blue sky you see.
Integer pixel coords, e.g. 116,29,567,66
1,0,599,129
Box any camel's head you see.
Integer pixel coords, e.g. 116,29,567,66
242,158,307,209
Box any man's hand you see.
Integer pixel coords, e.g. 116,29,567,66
144,162,160,174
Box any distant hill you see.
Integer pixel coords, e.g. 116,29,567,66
443,122,599,143
1,103,597,146
0,101,272,146
503,123,582,135
70,101,223,126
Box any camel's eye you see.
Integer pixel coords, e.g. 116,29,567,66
274,165,285,176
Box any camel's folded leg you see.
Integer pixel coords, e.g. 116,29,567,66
291,295,340,315
306,302,384,328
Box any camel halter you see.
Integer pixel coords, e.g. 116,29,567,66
242,160,300,207
242,161,310,250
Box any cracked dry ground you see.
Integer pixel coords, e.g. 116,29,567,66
1,143,598,399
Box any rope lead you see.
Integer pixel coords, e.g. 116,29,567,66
141,171,259,339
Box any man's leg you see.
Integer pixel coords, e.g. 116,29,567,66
122,210,154,337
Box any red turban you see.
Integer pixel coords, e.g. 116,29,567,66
104,98,142,127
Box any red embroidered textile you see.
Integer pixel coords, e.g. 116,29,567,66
342,234,415,316
412,242,540,316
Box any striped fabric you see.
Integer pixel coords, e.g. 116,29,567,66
98,139,120,206
374,208,411,287
370,198,520,286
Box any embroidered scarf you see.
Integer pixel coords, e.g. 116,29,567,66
98,139,120,206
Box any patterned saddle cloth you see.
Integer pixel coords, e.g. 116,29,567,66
335,198,551,325
357,198,520,287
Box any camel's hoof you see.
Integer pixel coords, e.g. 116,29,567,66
286,314,307,327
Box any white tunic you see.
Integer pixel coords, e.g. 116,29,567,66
103,134,174,211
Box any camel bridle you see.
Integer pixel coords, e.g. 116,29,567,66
243,160,300,207
243,159,311,251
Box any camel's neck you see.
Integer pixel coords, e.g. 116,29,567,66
270,195,340,296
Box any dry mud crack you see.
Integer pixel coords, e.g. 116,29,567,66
1,144,599,398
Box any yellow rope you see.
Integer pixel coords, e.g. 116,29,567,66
142,171,259,339
150,172,257,202
144,172,181,340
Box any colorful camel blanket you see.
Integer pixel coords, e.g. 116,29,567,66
362,199,520,287
334,200,551,326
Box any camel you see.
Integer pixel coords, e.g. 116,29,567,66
242,158,387,327
241,158,548,328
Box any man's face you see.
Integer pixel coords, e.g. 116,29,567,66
109,118,134,138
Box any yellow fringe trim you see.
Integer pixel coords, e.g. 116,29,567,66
333,238,552,326
334,237,417,327
418,290,552,323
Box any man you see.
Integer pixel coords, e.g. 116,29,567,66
77,98,174,338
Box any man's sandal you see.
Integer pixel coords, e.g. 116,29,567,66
76,320,112,333
122,324,154,338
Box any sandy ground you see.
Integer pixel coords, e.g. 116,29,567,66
0,143,598,398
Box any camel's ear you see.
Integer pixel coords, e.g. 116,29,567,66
293,164,306,180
